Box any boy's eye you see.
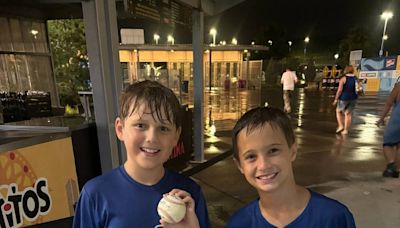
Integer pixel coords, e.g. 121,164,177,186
134,123,145,129
268,148,280,154
244,154,256,161
160,126,171,132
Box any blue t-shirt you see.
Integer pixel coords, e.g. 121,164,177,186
73,166,211,228
226,191,355,228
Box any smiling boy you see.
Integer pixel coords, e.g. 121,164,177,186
226,106,355,228
73,80,210,228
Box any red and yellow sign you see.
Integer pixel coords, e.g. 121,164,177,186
0,137,79,227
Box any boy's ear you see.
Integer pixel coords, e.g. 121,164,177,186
115,117,124,141
233,157,244,174
290,143,298,162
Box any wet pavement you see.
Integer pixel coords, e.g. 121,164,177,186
185,87,400,228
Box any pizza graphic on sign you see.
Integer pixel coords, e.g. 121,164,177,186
0,151,51,227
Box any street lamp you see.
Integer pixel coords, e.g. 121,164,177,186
383,34,389,40
304,36,310,57
334,53,339,65
379,11,393,57
268,40,273,45
231,37,238,45
209,28,217,46
334,53,339,60
153,33,160,44
167,35,174,45
288,41,292,52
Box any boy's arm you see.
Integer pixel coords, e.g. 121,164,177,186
73,188,101,228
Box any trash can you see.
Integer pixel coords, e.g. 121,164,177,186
181,80,189,93
238,79,247,89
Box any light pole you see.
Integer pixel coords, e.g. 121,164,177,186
153,33,160,45
379,11,393,57
304,36,310,57
209,28,217,46
288,41,292,53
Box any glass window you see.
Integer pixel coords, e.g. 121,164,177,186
9,19,24,52
33,22,48,52
15,55,30,90
0,55,10,91
21,19,35,52
0,17,13,51
233,63,238,77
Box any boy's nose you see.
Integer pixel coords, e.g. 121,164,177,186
145,128,158,143
257,155,271,170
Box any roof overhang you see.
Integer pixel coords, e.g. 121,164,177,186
119,44,269,51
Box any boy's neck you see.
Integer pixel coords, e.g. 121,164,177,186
123,162,165,186
258,185,310,226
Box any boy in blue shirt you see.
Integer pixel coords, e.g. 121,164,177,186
73,80,210,228
226,107,355,228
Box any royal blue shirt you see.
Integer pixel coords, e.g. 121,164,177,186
73,166,211,228
226,191,355,228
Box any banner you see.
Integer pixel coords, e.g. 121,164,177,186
361,56,397,71
0,137,79,227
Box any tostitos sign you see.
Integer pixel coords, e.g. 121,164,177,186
0,137,79,227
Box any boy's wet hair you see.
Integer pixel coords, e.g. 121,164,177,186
119,80,182,130
232,106,295,161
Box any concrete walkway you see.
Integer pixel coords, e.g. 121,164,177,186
190,87,400,228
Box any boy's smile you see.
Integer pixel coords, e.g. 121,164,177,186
115,102,181,174
236,123,297,193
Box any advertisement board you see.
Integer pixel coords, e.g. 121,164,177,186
0,137,79,227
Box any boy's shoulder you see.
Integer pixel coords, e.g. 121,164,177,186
227,199,259,227
82,166,123,194
309,191,353,218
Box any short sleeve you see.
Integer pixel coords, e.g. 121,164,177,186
72,188,101,228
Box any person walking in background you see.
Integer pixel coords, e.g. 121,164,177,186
226,107,355,227
332,65,358,135
281,67,298,113
376,78,400,178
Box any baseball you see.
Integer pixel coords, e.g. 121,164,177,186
157,194,186,224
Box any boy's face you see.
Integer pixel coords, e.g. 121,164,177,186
235,123,297,194
115,102,181,171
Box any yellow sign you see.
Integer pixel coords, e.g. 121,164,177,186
0,137,79,227
365,78,380,92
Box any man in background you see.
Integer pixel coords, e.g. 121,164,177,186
281,67,298,113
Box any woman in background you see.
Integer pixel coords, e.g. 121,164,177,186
332,65,358,135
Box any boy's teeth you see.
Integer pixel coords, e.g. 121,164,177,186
259,173,276,179
142,147,158,153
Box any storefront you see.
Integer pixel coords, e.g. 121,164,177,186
119,45,265,93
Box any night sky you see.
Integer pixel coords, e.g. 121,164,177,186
204,0,400,55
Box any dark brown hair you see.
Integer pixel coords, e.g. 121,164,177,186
232,107,295,161
119,80,182,130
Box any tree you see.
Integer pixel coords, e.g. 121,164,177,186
338,26,375,68
48,19,90,106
